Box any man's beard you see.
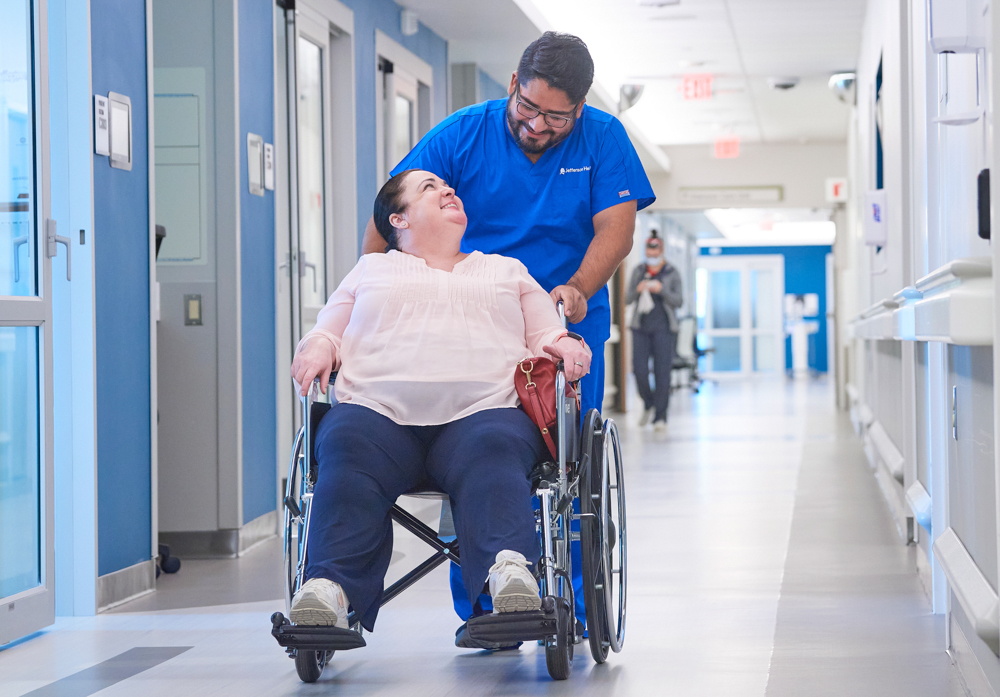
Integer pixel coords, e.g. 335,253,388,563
506,97,575,155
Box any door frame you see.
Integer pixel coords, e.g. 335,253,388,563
696,254,785,377
274,0,356,512
0,0,56,644
374,30,432,186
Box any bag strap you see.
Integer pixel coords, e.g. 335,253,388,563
524,381,558,459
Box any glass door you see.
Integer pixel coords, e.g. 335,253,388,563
0,0,55,644
295,27,329,337
696,255,784,377
287,12,333,342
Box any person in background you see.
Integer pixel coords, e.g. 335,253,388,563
626,231,683,431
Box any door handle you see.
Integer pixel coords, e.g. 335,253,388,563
45,219,71,281
12,235,28,283
298,252,318,292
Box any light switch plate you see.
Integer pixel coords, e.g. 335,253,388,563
184,294,202,326
94,95,109,156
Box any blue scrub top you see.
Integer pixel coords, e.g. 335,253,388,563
391,99,655,335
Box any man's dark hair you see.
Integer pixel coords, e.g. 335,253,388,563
373,169,418,251
517,32,594,104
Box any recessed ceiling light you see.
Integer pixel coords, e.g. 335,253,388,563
637,0,681,6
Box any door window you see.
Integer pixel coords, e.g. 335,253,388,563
1,0,36,296
296,36,327,324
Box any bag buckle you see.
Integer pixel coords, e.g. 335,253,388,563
518,359,535,388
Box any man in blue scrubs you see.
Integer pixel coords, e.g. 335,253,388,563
361,32,655,644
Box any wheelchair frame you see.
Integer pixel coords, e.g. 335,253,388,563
270,316,627,683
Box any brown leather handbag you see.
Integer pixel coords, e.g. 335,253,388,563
515,357,578,460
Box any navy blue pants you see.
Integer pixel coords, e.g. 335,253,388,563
450,318,608,625
305,403,546,631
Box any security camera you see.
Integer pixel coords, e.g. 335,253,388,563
828,72,856,105
767,76,800,90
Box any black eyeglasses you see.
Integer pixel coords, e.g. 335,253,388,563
514,89,576,129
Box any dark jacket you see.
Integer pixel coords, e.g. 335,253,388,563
626,260,683,332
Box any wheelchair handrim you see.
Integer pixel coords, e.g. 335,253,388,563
601,419,627,653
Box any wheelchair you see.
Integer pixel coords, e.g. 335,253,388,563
269,359,628,682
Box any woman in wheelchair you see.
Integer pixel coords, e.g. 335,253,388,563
289,169,591,634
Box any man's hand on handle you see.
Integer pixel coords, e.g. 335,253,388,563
291,336,336,396
550,284,588,323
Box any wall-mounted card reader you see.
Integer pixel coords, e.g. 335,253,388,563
184,294,202,326
108,92,132,171
264,143,275,190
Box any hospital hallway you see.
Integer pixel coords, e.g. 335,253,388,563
0,379,967,696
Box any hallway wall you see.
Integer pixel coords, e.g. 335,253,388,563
238,0,277,527
839,0,1000,694
91,0,151,579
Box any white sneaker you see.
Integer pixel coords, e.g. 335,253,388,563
290,578,350,628
489,550,541,613
638,406,655,427
654,419,667,433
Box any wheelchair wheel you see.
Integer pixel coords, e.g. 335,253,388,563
579,411,627,661
544,597,573,680
294,649,332,683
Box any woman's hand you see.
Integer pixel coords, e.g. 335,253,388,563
291,336,336,396
646,279,663,293
542,336,591,382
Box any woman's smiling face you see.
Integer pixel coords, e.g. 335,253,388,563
390,171,467,237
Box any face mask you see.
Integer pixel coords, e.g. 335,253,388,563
643,254,664,266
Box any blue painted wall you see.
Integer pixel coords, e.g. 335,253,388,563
239,0,277,525
91,0,151,575
478,68,508,101
339,0,449,246
702,245,831,373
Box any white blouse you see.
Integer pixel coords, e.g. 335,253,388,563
298,250,571,426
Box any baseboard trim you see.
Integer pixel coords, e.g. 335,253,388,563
239,510,278,555
873,460,912,543
97,559,156,612
952,609,999,697
160,510,277,559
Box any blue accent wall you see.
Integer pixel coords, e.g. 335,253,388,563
478,68,508,101
338,0,449,246
91,0,151,575
239,0,277,525
702,245,831,373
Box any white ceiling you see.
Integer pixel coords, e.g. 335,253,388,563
402,0,866,145
406,0,866,147
399,0,540,91
524,0,865,145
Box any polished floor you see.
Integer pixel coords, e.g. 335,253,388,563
0,378,968,696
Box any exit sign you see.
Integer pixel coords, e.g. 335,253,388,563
825,177,849,202
682,73,713,101
714,135,740,159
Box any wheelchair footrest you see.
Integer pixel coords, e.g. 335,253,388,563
466,608,558,644
270,612,367,651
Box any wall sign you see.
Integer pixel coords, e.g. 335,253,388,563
94,95,109,156
863,190,887,246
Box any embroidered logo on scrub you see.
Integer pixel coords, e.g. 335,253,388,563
619,189,630,197
560,166,591,175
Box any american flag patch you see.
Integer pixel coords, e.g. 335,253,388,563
618,189,630,197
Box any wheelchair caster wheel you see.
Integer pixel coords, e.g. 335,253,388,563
294,649,332,683
544,600,573,680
